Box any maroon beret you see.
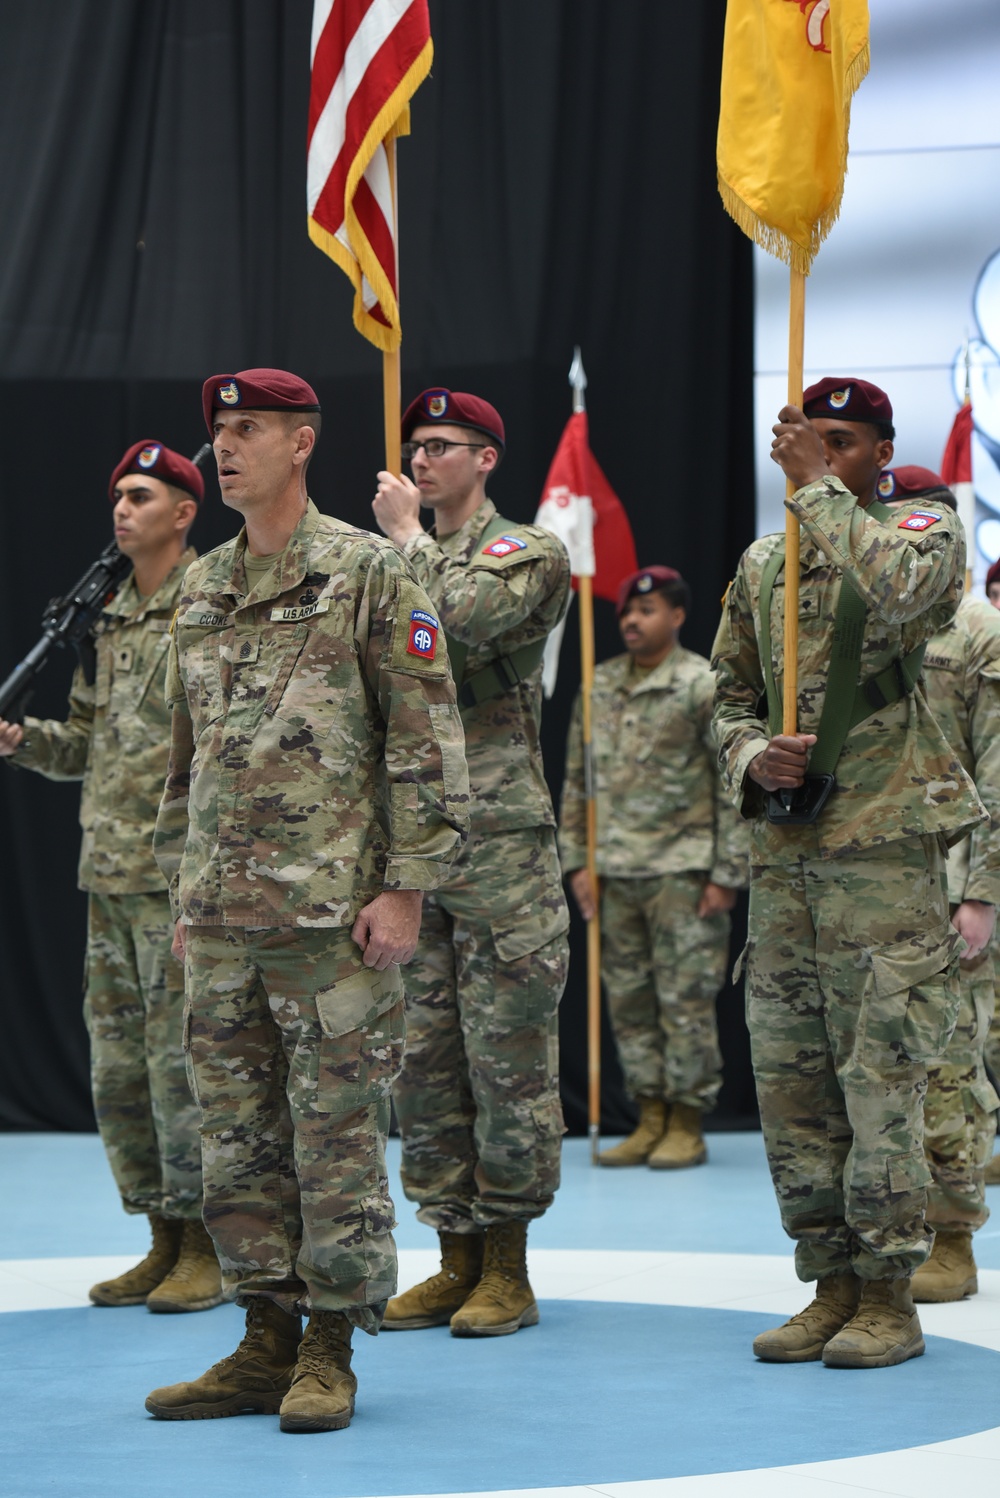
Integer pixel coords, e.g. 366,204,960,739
401,389,505,449
987,560,1000,591
202,368,320,434
877,465,955,509
616,565,683,617
109,440,204,504
803,377,893,425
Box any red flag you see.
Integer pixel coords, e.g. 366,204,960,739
534,413,637,602
941,400,974,486
307,2,432,351
941,400,976,559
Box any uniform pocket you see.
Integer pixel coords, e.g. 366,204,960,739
866,928,964,1065
491,912,570,1028
887,1148,932,1196
314,965,405,1111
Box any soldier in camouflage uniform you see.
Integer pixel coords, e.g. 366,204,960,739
713,378,985,1369
879,467,1000,1298
560,565,748,1169
983,554,1000,1183
0,440,221,1314
373,388,570,1338
144,370,469,1434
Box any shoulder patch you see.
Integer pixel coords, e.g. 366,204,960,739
406,609,439,660
483,535,528,557
897,509,942,532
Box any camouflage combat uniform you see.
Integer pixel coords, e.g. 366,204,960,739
559,648,748,1108
920,595,1000,1231
13,551,203,1220
712,477,985,1283
153,501,468,1331
393,497,571,1232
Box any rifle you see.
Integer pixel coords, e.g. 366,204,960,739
0,442,212,721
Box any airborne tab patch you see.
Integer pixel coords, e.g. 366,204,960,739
897,509,943,532
483,535,528,558
407,609,439,659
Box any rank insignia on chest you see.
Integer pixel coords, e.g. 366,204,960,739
407,609,439,659
897,509,942,531
483,535,528,557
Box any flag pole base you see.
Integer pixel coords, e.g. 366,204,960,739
589,1123,600,1166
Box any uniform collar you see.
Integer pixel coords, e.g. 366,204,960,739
230,499,323,603
434,496,497,561
104,545,197,620
625,645,684,694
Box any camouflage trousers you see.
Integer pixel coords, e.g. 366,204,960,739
924,931,998,1232
85,890,202,1220
601,873,726,1108
983,924,1000,1088
183,925,404,1333
745,836,962,1283
394,826,570,1233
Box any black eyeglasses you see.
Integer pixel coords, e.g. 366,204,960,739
401,438,486,461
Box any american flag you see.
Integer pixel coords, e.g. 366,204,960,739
307,1,432,351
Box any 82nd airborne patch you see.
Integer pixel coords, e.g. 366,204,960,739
407,609,439,659
483,535,528,558
897,509,943,532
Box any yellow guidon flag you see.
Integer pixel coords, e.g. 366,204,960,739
717,0,870,274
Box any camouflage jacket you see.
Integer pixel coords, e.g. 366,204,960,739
711,476,985,864
922,595,1000,905
559,647,749,887
153,502,469,927
13,549,196,894
400,497,570,834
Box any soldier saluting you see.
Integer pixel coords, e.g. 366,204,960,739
712,378,985,1369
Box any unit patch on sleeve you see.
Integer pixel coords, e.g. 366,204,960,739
483,535,529,557
407,609,439,659
897,509,943,532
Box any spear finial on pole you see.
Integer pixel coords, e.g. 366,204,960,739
570,346,588,414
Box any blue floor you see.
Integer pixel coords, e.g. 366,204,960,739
3,1298,999,1497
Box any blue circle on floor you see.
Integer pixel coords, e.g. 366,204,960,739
4,1299,999,1496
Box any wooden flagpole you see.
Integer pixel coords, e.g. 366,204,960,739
383,137,402,476
783,266,806,732
568,349,602,1165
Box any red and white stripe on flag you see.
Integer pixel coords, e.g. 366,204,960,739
535,413,637,601
307,1,432,351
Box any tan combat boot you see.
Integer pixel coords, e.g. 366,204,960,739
648,1102,707,1169
145,1296,302,1418
598,1097,667,1167
146,1218,224,1313
279,1310,356,1433
753,1272,861,1362
984,1154,1000,1186
911,1230,978,1303
89,1215,182,1306
822,1277,925,1368
383,1231,485,1329
450,1220,538,1337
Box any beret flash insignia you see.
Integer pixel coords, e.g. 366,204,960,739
218,381,241,406
637,574,653,592
878,473,896,497
426,391,448,418
827,387,851,410
137,444,161,469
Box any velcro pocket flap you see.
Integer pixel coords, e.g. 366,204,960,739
870,929,963,998
315,964,402,1040
492,905,569,963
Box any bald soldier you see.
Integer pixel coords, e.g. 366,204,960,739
144,370,468,1433
374,389,571,1337
0,442,221,1314
876,466,1000,1302
713,378,985,1370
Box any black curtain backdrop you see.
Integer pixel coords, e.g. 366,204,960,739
0,1,756,1133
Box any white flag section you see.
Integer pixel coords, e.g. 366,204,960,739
534,488,594,698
